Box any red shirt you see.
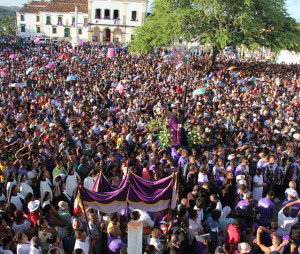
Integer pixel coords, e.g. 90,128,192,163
225,223,240,254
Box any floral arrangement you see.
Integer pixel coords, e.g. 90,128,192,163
157,126,173,148
147,118,164,134
185,122,204,146
148,118,204,148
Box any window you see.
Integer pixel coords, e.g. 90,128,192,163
46,16,51,25
104,9,110,19
52,27,57,34
21,25,25,32
84,18,88,24
36,16,40,22
78,28,82,35
21,15,24,21
131,11,137,21
95,9,101,19
113,10,119,19
64,28,70,37
58,16,62,25
72,17,75,24
36,26,40,33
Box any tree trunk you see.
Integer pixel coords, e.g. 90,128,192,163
209,46,218,69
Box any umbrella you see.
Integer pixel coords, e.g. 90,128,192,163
72,56,78,60
0,62,6,66
45,64,56,69
34,38,39,44
68,48,73,53
80,61,88,66
39,67,48,71
227,66,236,70
77,42,87,46
66,75,79,82
58,54,69,60
193,88,206,97
116,83,124,93
9,82,27,88
9,54,17,59
175,63,184,70
26,67,34,75
43,54,50,57
164,54,173,59
0,71,7,77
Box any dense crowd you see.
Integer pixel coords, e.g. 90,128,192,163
0,37,299,254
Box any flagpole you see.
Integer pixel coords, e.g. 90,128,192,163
166,172,176,236
77,179,91,235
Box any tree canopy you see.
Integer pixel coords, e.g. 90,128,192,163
130,0,300,57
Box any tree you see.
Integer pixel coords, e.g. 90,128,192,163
130,0,300,67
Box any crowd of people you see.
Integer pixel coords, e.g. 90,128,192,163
0,36,299,254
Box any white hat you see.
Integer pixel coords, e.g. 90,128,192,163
237,242,251,253
228,154,235,161
236,175,245,181
293,133,300,141
239,179,247,186
287,189,298,198
28,200,40,213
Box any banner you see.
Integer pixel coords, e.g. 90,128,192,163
129,174,173,196
107,48,114,58
79,185,128,213
91,171,128,192
79,172,177,213
127,178,177,212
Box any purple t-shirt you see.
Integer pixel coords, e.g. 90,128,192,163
107,235,126,254
235,200,249,214
258,198,275,225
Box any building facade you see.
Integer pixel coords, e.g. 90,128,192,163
16,0,148,43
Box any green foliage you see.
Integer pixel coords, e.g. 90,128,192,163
0,7,18,36
130,0,300,55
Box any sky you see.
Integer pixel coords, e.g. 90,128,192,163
0,0,299,21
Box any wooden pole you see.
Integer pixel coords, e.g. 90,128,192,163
77,181,91,235
166,173,176,236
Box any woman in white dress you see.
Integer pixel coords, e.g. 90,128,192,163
18,174,34,197
253,168,265,200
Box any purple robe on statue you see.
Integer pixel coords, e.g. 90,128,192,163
170,115,188,147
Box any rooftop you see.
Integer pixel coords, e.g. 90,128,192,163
19,0,88,14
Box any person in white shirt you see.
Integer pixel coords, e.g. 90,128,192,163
257,226,288,254
74,228,95,254
14,232,31,254
188,209,201,239
276,207,299,236
285,181,299,201
29,237,42,254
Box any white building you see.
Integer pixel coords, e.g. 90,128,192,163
16,0,148,43
16,0,89,42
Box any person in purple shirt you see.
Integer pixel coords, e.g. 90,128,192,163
170,147,180,166
257,190,275,227
235,193,252,216
107,226,127,254
178,150,189,180
191,229,209,254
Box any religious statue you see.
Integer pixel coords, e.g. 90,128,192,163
170,109,188,147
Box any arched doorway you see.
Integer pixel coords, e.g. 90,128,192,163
113,28,122,43
103,28,111,42
93,27,100,42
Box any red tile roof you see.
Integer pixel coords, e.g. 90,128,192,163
19,0,88,14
